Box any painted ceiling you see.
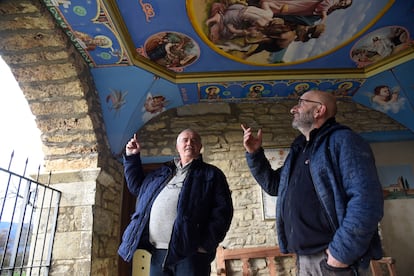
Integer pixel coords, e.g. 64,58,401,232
42,0,414,157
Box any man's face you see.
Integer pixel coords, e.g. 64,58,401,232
292,107,314,130
291,96,321,130
176,130,202,161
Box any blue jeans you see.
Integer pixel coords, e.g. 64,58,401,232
150,249,214,276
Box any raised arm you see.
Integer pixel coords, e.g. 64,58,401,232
241,124,262,153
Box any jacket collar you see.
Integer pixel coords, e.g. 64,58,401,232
291,117,343,152
165,154,203,169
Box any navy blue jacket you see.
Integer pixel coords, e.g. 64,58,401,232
246,119,384,268
118,153,233,267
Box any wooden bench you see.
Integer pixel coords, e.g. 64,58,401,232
216,246,295,276
216,246,397,276
370,256,397,276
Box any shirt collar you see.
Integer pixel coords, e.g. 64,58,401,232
174,157,192,170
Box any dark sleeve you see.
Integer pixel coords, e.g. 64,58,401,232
246,147,282,196
200,168,234,252
329,131,384,265
123,153,145,196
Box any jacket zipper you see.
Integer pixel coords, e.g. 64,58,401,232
162,165,193,269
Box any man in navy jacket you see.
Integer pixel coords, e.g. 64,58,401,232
118,129,233,276
242,90,383,275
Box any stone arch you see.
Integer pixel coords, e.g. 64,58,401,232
1,2,124,275
0,0,114,171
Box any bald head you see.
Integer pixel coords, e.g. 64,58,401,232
305,90,337,118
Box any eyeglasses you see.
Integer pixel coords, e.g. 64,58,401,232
297,98,323,106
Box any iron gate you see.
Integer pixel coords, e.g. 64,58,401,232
0,152,61,276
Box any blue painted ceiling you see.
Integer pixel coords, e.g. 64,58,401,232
42,0,414,157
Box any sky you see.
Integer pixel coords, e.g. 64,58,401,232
284,1,379,61
0,56,44,175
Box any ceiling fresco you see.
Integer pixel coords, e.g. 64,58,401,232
42,0,414,158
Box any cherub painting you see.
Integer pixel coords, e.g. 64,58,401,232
356,82,406,115
142,93,169,122
370,84,406,114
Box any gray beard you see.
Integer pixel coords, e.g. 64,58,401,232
292,111,314,131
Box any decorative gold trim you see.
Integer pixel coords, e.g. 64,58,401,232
103,0,413,84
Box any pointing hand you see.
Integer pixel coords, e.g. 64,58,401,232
126,134,141,156
241,124,262,154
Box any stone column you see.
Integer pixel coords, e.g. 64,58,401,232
36,167,122,276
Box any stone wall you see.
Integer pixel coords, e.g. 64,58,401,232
35,168,123,276
0,0,107,170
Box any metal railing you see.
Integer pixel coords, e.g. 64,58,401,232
0,152,61,276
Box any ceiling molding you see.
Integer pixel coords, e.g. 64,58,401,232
103,0,413,84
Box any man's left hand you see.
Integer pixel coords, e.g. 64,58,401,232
326,248,348,268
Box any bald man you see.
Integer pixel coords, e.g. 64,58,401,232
242,90,383,276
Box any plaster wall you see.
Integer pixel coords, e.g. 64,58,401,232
371,141,414,275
